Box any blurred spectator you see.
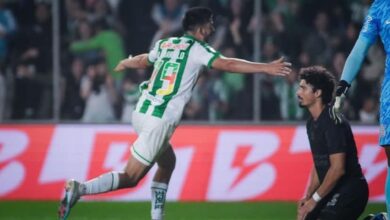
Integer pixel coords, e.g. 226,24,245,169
359,96,378,124
338,94,357,121
0,0,16,67
303,11,332,66
183,72,207,120
350,0,371,23
65,0,86,35
296,50,311,69
70,18,125,89
207,70,229,121
81,59,116,123
150,0,187,47
346,43,385,119
330,51,346,78
11,61,41,119
61,57,85,120
361,43,385,84
228,0,244,46
85,0,115,28
220,46,248,119
260,38,283,120
116,0,156,55
120,76,140,123
186,0,229,16
71,19,100,62
262,37,281,61
75,19,94,41
65,0,116,31
298,0,349,28
274,68,303,120
15,2,52,74
5,0,35,27
133,68,148,82
224,0,253,57
271,6,302,60
0,70,4,121
260,76,280,120
339,22,360,55
9,2,53,119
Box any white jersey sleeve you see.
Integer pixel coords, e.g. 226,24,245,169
148,40,160,64
193,43,220,68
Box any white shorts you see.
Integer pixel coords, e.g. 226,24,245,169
130,111,177,166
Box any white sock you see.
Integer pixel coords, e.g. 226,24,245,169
151,181,168,220
80,171,120,195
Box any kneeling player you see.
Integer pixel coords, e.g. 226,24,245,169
296,66,368,220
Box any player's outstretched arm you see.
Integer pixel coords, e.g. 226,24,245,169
331,37,372,123
114,53,150,72
211,56,291,76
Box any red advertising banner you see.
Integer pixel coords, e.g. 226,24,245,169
0,124,385,201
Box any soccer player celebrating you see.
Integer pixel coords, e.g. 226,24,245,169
331,0,390,217
58,7,291,220
296,66,368,220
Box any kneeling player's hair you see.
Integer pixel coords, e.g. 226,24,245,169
299,66,336,104
182,7,213,32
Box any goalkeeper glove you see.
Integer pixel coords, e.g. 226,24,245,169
331,80,350,124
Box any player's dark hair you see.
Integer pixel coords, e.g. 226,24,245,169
299,66,335,104
182,7,213,32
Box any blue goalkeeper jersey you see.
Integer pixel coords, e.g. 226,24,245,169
360,0,390,102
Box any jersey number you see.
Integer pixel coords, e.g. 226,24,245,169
155,61,180,96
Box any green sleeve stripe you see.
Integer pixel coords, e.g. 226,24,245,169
207,52,220,68
147,55,154,65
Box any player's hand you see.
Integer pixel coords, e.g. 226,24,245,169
297,198,317,220
331,80,350,124
114,55,133,72
267,57,292,76
331,96,344,124
114,60,127,72
297,197,309,209
296,196,309,219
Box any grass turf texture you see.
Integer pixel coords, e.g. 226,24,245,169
0,201,385,220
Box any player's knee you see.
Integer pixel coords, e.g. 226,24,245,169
123,170,143,187
125,174,141,187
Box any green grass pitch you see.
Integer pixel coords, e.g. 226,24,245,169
0,201,386,220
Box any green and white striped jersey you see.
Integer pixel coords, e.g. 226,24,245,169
135,35,220,121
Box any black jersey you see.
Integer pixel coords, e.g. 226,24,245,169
306,106,364,183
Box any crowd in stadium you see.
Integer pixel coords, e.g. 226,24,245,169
0,0,383,123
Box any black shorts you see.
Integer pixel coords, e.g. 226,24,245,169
305,177,369,220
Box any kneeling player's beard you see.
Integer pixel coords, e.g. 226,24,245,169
297,96,305,108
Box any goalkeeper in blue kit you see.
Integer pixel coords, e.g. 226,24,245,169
331,0,390,218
